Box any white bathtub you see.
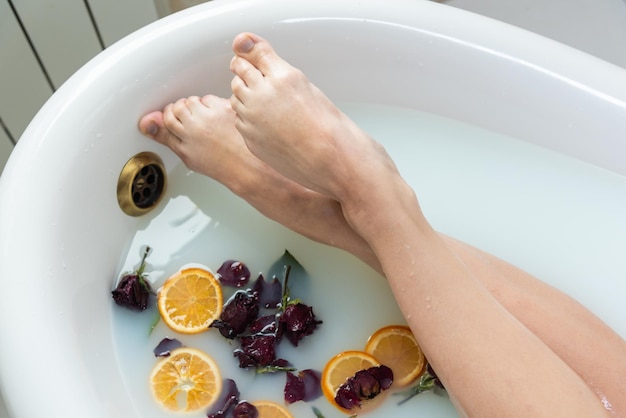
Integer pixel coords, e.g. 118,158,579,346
0,0,625,416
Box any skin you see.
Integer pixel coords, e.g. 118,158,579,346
139,32,626,417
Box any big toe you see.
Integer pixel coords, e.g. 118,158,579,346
138,111,162,138
232,32,283,76
138,110,181,150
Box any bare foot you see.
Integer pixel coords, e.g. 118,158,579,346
138,95,252,185
229,32,397,203
138,95,380,269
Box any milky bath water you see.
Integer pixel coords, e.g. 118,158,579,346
112,103,626,418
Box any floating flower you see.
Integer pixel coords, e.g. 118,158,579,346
111,246,153,311
335,365,393,410
280,302,322,346
211,289,259,339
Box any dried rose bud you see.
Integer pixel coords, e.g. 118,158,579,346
335,385,361,410
232,401,258,418
210,289,259,339
366,365,393,391
427,363,445,390
334,365,394,410
111,273,152,311
234,334,277,368
351,369,381,399
279,303,322,346
112,246,152,311
217,260,251,288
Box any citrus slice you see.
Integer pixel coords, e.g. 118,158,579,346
364,325,425,387
252,400,294,418
157,267,223,334
321,350,381,412
150,347,222,412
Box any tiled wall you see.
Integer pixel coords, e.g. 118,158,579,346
0,0,211,174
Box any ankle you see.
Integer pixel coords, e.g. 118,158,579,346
341,174,430,244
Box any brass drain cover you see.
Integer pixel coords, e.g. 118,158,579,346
117,152,167,216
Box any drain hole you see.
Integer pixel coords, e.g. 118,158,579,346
131,164,165,209
117,151,167,216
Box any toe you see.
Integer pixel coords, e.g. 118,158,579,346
186,95,207,114
200,94,229,109
138,111,162,138
171,97,192,123
232,32,282,77
230,72,252,107
161,103,187,142
138,108,184,151
230,55,263,88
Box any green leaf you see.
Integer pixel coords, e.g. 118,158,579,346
312,406,325,417
267,250,305,280
267,250,310,310
255,364,297,374
148,308,161,335
395,367,438,405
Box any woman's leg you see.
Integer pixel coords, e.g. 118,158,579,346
227,32,618,417
138,35,625,415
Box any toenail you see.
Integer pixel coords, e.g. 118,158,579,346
237,36,255,53
147,122,158,137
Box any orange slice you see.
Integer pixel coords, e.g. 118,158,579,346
252,400,294,418
149,347,222,412
364,325,425,387
321,350,381,412
157,267,223,334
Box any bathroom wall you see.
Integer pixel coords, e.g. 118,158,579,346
0,0,211,175
1,0,626,176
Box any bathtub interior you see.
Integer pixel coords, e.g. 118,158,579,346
0,0,625,416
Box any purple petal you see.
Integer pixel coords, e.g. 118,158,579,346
335,385,361,410
300,369,322,402
252,274,282,309
231,401,258,418
248,314,277,334
284,372,305,404
234,334,277,368
217,260,251,288
206,379,240,417
152,337,182,357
